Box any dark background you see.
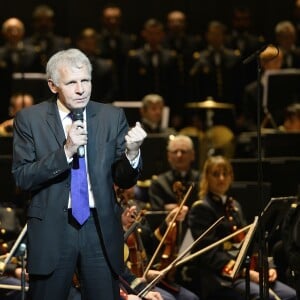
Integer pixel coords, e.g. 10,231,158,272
0,0,296,44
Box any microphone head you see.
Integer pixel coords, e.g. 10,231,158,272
72,108,84,121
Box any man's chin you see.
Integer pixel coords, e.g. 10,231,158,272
74,101,88,109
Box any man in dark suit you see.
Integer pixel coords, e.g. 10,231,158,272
12,48,147,299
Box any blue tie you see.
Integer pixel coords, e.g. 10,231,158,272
71,155,90,225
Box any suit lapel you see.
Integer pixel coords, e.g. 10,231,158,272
46,100,66,147
86,102,98,157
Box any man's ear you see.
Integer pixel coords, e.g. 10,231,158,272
48,80,58,94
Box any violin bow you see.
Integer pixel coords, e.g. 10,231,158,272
142,183,194,277
0,223,27,275
138,215,225,298
175,223,253,267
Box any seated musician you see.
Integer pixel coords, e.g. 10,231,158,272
121,192,199,300
187,155,296,300
279,103,300,132
139,94,176,135
0,93,34,137
0,259,28,300
148,134,200,211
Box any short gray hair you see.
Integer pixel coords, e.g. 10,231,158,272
141,94,164,108
46,48,92,86
167,134,194,150
275,20,296,35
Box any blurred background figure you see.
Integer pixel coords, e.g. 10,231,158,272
226,5,266,85
0,17,42,121
274,20,300,68
279,103,300,132
97,4,137,99
163,10,203,104
0,92,34,137
124,18,181,129
76,27,118,102
24,4,71,68
139,93,175,135
291,0,300,46
189,21,242,133
0,17,43,73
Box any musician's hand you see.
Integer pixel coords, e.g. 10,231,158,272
144,290,163,300
268,268,277,282
15,267,29,281
165,205,189,224
127,295,141,300
121,206,137,230
249,270,260,283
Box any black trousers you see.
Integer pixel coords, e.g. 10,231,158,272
27,209,119,300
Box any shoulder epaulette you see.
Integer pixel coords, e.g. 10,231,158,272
191,199,204,208
234,49,241,56
128,49,137,57
193,51,200,60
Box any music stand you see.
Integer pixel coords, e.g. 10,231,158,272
12,72,51,103
262,69,300,126
230,196,296,299
229,194,298,279
259,196,297,239
230,216,259,279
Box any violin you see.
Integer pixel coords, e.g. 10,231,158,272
156,181,186,293
126,230,147,277
117,185,149,279
160,182,184,261
123,209,147,277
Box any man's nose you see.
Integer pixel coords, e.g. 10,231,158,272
75,82,84,93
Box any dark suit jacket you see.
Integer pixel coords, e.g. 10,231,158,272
12,98,141,276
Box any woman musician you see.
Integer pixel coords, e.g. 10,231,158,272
187,155,296,300
120,186,199,300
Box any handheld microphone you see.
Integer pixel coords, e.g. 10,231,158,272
72,108,85,157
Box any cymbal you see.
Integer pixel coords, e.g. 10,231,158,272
186,99,234,109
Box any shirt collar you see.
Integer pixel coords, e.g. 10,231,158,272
57,99,71,121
